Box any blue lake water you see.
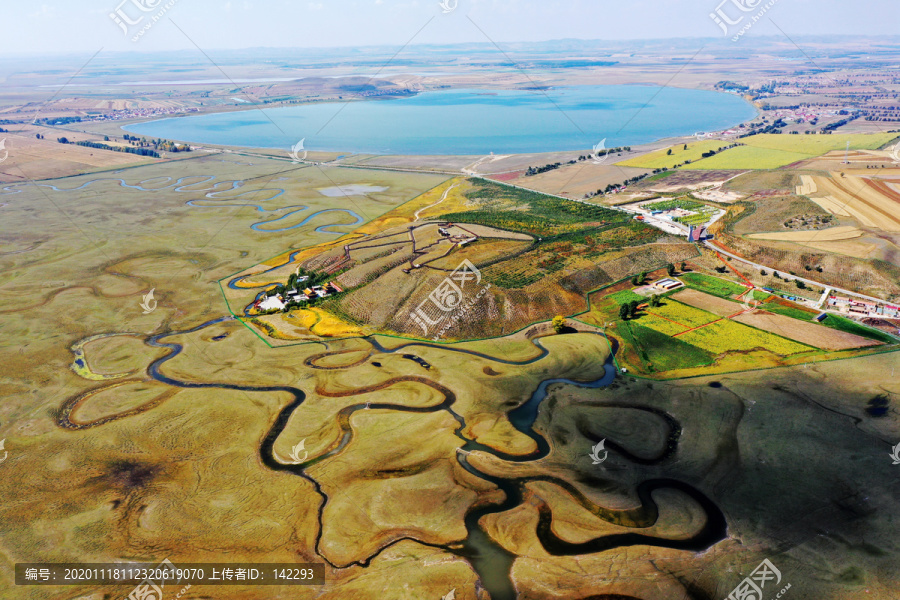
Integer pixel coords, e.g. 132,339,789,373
124,85,757,156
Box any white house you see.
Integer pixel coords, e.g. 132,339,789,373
259,295,286,311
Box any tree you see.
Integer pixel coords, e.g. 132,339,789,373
666,148,673,155
552,315,566,334
628,300,640,319
650,294,661,308
680,261,687,271
619,304,630,321
760,269,767,276
666,263,675,277
683,144,688,150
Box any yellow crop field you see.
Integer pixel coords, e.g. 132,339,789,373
678,319,812,356
616,140,725,169
644,300,719,329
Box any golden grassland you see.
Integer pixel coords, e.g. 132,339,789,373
4,123,900,599
469,353,900,599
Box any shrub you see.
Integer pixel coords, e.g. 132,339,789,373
552,315,566,334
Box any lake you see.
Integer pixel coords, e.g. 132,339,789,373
124,85,757,155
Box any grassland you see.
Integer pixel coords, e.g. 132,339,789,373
731,194,830,236
439,179,630,238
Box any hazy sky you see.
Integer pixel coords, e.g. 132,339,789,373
1,0,897,55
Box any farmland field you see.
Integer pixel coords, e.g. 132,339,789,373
678,319,813,355
802,174,900,232
746,225,864,242
732,311,881,351
740,133,898,154
682,145,811,170
822,313,898,343
642,299,720,329
683,133,899,170
759,297,819,321
674,288,744,316
620,321,717,371
616,139,727,169
680,272,749,298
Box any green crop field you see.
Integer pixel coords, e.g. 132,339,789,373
682,133,899,170
680,273,749,298
821,314,897,344
616,140,727,169
741,133,899,154
621,322,717,372
676,211,717,226
682,145,810,170
644,198,707,212
760,300,818,321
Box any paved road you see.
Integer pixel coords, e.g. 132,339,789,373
705,240,891,304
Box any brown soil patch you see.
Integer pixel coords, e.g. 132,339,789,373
673,288,745,317
732,311,881,351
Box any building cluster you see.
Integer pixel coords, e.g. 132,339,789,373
90,106,201,122
438,225,477,247
653,278,685,292
255,278,344,313
827,295,900,318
